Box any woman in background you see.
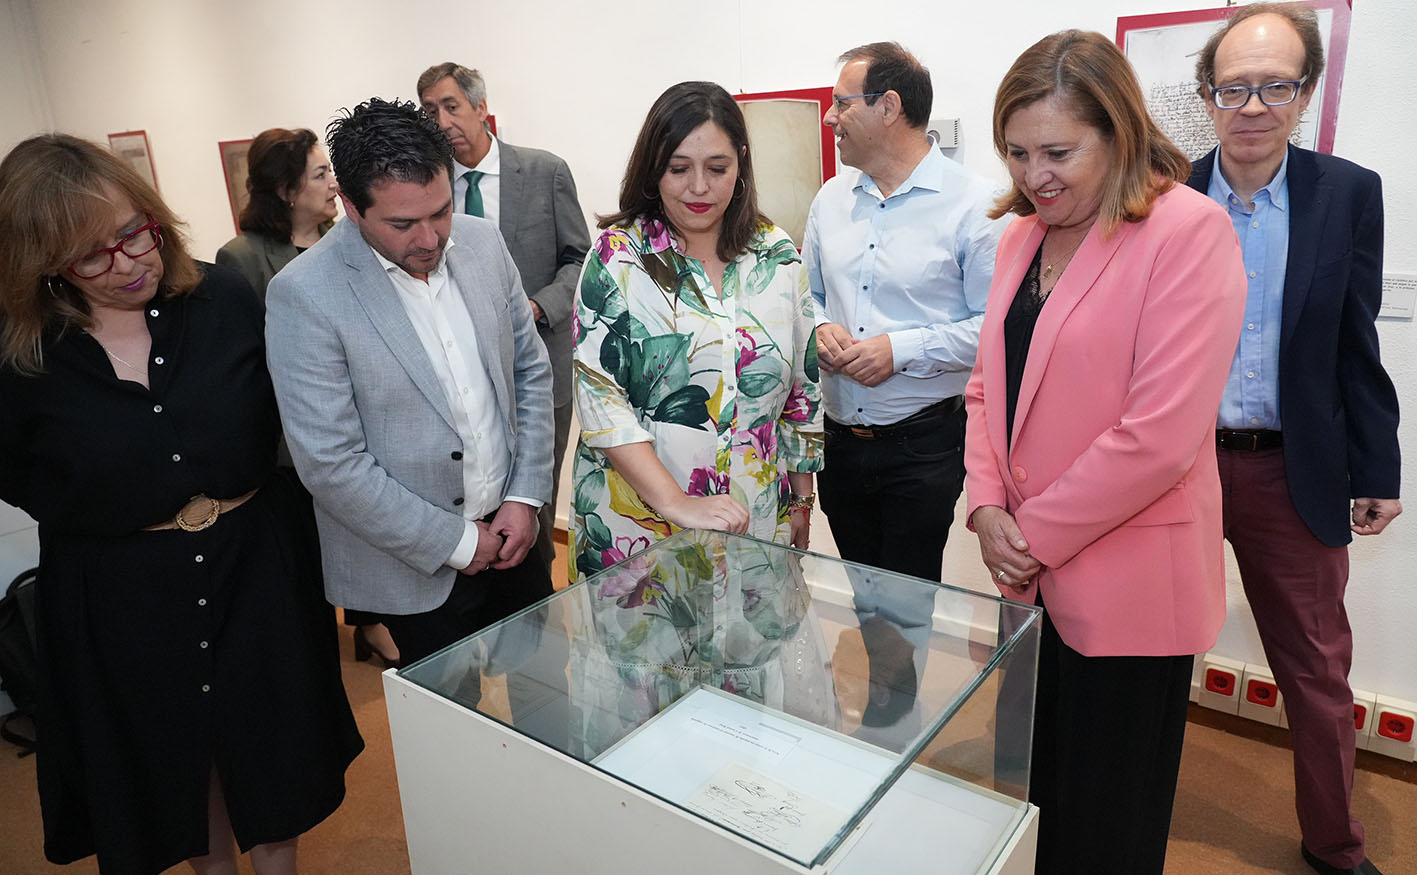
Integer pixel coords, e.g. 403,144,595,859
568,81,823,582
215,127,336,299
965,31,1246,872
0,133,361,874
216,127,398,667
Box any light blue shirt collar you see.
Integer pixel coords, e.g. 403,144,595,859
1212,147,1290,212
853,140,946,200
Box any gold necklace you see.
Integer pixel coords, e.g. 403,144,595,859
1041,234,1086,281
94,339,147,374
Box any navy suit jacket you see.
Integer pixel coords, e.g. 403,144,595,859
1188,145,1400,546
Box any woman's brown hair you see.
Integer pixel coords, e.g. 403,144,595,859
990,30,1191,236
0,133,201,374
598,81,768,294
238,127,319,243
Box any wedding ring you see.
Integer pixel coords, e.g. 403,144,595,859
995,569,1007,581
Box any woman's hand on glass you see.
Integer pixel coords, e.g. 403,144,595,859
661,494,751,535
971,505,1042,589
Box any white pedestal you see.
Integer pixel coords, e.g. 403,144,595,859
384,670,1037,874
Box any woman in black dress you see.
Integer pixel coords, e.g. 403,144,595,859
0,134,363,873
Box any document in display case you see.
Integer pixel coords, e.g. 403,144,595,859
385,530,1042,874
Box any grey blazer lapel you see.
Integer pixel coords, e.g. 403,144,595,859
263,237,300,285
446,235,513,420
336,223,457,431
498,141,524,242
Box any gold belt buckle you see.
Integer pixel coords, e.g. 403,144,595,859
849,426,876,440
173,494,222,532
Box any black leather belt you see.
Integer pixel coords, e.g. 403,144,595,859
827,396,963,441
1216,428,1283,452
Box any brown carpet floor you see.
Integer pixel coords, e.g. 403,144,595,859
2,542,1413,873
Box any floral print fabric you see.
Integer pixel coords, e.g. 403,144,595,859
569,217,823,582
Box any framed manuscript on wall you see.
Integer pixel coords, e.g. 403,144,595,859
107,130,158,193
217,138,254,234
733,88,836,248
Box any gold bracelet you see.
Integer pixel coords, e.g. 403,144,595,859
787,492,815,513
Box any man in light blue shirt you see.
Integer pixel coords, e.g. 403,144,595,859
804,41,1007,584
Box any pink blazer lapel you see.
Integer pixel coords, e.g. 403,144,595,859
1009,219,1131,447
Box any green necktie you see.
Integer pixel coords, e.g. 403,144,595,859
463,170,485,217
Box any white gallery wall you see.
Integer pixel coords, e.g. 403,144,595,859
2,0,1414,703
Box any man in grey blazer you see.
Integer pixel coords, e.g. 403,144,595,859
265,98,555,686
418,62,590,569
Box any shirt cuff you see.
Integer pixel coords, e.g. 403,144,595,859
505,495,544,509
447,520,479,571
889,328,925,374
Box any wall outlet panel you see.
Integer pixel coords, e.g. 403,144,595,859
1369,696,1417,762
1197,654,1245,715
1238,665,1284,727
1352,688,1378,752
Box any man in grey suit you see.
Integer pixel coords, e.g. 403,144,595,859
418,63,590,570
265,98,555,680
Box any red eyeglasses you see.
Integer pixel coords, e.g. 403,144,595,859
69,218,163,279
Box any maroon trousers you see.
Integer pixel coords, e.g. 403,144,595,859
1219,447,1364,868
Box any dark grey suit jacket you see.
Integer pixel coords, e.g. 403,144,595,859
215,231,298,301
486,141,590,408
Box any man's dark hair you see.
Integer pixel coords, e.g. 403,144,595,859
326,98,453,216
838,42,933,128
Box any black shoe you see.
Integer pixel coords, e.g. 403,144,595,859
1301,844,1383,875
352,625,403,669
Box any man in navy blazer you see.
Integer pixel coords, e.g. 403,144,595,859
1190,6,1400,874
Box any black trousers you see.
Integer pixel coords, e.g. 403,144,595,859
376,558,553,667
1028,599,1193,874
818,399,966,582
374,556,568,744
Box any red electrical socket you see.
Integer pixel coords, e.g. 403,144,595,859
1376,710,1414,744
1205,668,1236,696
1354,702,1369,732
1245,678,1280,709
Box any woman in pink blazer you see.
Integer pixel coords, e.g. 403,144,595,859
965,31,1246,873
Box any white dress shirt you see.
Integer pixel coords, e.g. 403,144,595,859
372,236,537,570
452,136,501,226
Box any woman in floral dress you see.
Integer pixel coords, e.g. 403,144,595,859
569,81,823,582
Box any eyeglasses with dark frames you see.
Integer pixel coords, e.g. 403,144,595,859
833,91,886,112
69,218,163,279
1210,77,1309,110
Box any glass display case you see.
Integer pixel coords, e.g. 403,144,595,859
386,530,1042,874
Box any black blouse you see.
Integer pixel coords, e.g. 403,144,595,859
0,264,278,535
1003,245,1047,447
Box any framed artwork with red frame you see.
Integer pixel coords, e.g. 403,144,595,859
217,138,255,234
1116,0,1351,158
733,87,836,247
107,130,159,193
